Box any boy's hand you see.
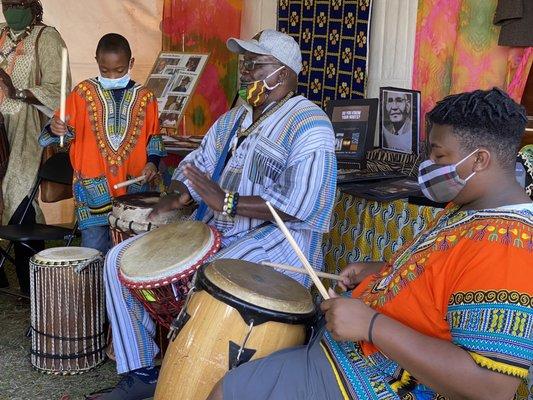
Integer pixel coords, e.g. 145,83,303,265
50,115,69,137
142,162,158,183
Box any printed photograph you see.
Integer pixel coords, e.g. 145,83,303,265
151,56,181,75
379,88,419,155
160,112,181,128
170,74,193,94
145,76,172,98
164,95,187,113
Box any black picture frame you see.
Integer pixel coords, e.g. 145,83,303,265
326,98,378,168
379,87,420,155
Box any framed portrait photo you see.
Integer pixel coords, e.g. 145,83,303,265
326,98,378,168
379,87,420,155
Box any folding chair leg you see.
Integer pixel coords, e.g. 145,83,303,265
64,221,79,247
0,242,15,268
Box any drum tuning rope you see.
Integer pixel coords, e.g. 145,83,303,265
235,321,255,367
168,284,196,341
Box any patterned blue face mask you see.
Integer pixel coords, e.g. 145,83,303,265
98,73,131,90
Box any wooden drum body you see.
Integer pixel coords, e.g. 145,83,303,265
29,247,105,375
155,259,316,400
109,192,193,245
118,221,221,329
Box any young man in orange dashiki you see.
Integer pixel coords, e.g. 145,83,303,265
39,33,165,254
208,88,533,400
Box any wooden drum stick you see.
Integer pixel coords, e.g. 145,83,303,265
59,47,68,148
262,261,342,282
265,201,330,299
113,175,146,190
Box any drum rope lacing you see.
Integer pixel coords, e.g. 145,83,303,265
29,326,105,341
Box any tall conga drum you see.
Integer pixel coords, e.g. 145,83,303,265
29,247,105,374
154,259,316,400
118,221,221,329
109,192,193,245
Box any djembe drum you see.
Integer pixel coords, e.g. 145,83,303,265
154,259,316,400
118,221,221,329
108,192,193,245
29,247,105,375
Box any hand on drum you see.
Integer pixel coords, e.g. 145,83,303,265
50,115,70,137
141,162,158,183
183,164,225,212
321,290,377,342
338,262,384,291
148,191,191,219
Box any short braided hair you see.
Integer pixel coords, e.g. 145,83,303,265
427,88,527,168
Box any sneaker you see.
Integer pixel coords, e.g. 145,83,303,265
85,371,157,400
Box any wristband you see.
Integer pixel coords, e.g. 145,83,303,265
368,312,380,344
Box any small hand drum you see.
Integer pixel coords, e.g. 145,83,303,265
118,221,221,329
155,259,316,400
108,192,193,245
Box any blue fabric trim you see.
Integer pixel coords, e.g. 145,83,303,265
195,112,244,221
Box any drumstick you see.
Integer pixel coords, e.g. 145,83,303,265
113,175,146,190
262,262,342,282
59,47,68,148
265,201,330,299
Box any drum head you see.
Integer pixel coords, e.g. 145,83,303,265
119,221,220,287
33,247,101,264
201,259,315,316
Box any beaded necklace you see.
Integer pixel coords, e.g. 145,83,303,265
231,91,294,154
0,25,33,68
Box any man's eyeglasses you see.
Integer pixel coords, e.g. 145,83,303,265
239,59,281,71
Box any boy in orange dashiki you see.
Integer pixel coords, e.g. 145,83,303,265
39,33,165,254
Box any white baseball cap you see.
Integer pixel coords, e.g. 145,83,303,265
227,29,302,75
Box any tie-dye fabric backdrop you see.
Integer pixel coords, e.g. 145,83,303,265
412,0,533,139
162,0,242,137
277,0,371,110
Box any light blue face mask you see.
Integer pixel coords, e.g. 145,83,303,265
98,73,131,90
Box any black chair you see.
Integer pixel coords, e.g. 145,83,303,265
0,151,78,274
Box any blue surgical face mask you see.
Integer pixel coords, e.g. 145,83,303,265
98,73,131,90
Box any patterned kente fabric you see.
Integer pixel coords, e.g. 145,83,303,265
277,0,371,109
39,79,165,229
322,204,533,399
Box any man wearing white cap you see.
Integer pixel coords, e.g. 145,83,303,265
89,30,337,399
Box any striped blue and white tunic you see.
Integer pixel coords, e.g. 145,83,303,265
174,95,337,287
